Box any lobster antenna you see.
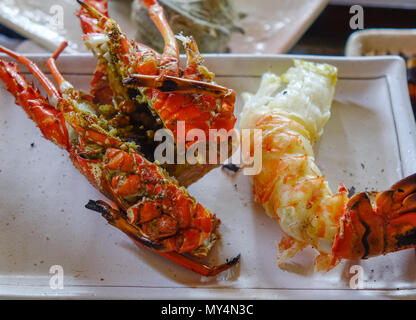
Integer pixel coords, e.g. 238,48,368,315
77,0,108,22
46,41,70,89
0,45,61,100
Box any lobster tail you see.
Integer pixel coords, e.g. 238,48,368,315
377,172,416,218
333,173,416,260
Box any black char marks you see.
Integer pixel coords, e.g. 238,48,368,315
394,227,416,248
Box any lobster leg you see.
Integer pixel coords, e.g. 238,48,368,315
123,74,236,105
1,44,120,150
76,0,116,105
77,0,161,74
181,36,203,80
46,41,70,89
0,56,68,149
77,0,108,34
141,0,179,76
77,0,130,65
177,34,214,82
77,0,160,114
86,200,240,277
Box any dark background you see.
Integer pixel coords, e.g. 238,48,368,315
290,1,416,55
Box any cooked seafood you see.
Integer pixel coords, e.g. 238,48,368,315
240,60,416,271
77,0,237,187
0,3,240,275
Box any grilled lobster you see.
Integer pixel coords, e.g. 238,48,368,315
0,42,240,276
77,0,236,187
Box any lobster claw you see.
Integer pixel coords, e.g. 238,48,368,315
85,200,241,277
332,173,416,260
85,200,164,250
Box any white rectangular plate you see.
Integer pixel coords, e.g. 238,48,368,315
0,54,415,299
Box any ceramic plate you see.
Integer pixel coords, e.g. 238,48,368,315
0,54,415,299
345,28,416,57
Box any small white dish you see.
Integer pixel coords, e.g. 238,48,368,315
345,28,416,57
